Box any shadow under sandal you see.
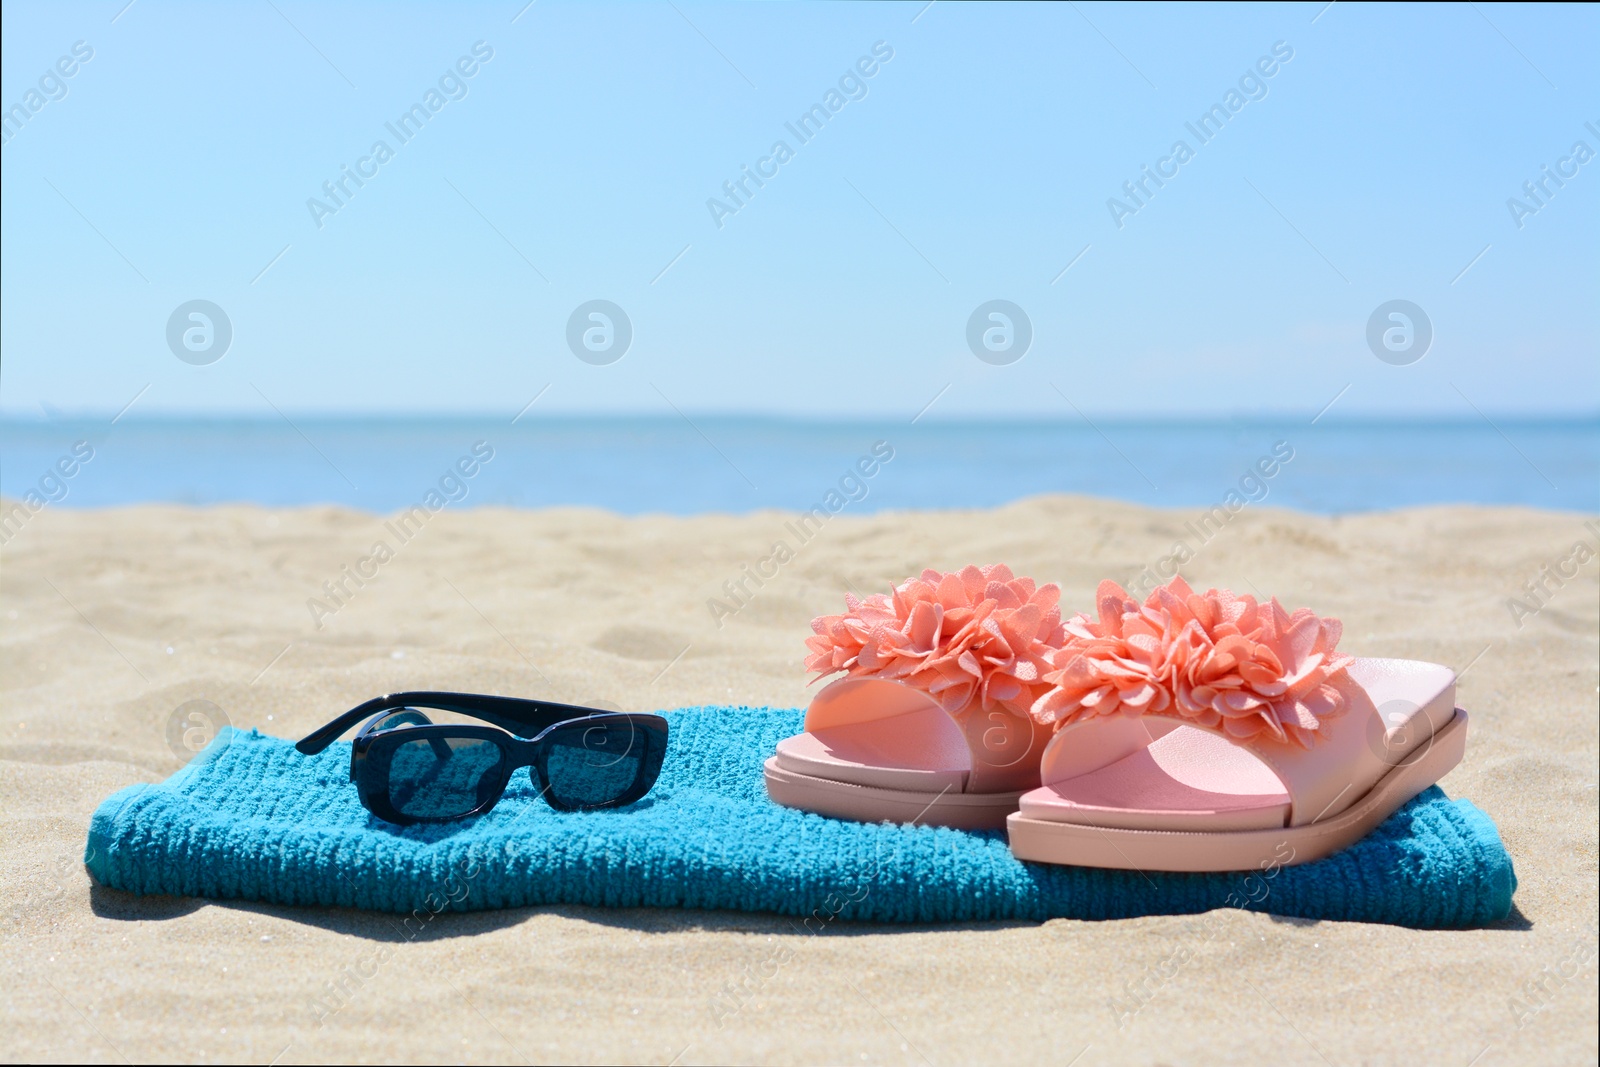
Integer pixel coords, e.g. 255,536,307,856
1006,578,1468,871
764,565,1063,830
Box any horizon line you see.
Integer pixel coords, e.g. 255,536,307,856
3,409,1598,426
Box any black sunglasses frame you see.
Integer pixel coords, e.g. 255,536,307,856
296,692,668,825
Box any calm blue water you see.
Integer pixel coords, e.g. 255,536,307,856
1,416,1595,515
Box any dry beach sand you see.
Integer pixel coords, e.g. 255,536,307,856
0,497,1595,1065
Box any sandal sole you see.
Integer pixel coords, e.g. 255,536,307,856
763,757,1023,830
1005,708,1469,871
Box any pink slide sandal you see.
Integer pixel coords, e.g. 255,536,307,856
764,565,1062,829
1005,578,1468,871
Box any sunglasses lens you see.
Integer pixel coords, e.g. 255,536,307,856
544,719,660,810
386,736,504,820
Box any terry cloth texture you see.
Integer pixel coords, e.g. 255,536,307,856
85,707,1517,928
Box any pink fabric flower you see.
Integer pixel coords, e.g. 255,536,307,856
805,565,1066,719
1031,576,1355,747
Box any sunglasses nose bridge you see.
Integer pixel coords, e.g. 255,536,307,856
503,737,543,774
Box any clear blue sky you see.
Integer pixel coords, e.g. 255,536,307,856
1,1,1595,419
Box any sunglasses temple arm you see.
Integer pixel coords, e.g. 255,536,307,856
452,707,572,738
377,710,456,760
295,693,593,754
294,696,395,754
397,695,600,739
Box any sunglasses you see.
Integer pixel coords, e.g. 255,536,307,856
295,692,668,825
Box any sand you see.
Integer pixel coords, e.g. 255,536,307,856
1,497,1595,1065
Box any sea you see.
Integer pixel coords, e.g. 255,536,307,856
1,416,1595,516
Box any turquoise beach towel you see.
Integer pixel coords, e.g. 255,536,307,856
85,707,1516,929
